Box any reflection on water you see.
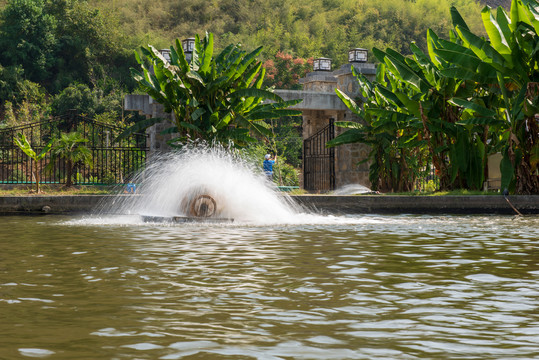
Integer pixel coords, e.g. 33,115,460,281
0,214,538,359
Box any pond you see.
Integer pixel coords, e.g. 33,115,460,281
1,214,538,359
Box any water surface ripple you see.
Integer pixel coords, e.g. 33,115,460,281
0,214,538,359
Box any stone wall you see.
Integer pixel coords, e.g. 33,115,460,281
2,194,538,215
333,63,376,188
299,62,376,190
124,95,176,155
334,136,371,188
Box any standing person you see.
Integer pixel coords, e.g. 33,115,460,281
263,154,276,181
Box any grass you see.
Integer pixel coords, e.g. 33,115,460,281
0,185,115,196
426,190,501,196
317,189,503,196
0,185,505,196
386,189,502,196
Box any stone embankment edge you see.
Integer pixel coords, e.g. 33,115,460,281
0,195,110,215
0,195,538,215
293,195,539,215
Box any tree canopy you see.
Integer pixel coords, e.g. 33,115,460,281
0,0,486,114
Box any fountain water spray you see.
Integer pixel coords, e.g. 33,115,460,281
106,144,303,223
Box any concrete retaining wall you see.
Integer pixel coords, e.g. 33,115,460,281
0,195,537,215
293,195,539,215
0,195,112,214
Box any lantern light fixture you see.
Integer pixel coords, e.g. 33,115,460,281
313,57,332,72
348,48,368,63
181,37,196,62
159,48,171,62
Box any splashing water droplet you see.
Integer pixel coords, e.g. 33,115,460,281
101,144,303,224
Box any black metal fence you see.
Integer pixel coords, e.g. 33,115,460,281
0,113,148,185
303,119,335,192
417,165,440,192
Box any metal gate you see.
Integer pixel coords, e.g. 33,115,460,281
303,119,335,192
0,113,148,185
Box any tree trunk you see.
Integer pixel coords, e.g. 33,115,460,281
514,83,539,194
66,159,73,187
33,159,40,193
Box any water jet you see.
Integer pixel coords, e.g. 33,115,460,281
105,145,303,224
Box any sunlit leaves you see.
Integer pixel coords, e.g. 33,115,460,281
127,32,302,147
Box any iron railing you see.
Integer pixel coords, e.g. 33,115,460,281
303,119,335,192
0,113,148,185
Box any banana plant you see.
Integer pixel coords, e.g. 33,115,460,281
331,35,492,191
331,0,537,193
120,32,302,148
433,3,539,193
327,64,429,192
14,133,53,193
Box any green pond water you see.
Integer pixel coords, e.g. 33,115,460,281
0,214,538,359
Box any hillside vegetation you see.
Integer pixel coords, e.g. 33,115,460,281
0,0,489,127
89,0,486,63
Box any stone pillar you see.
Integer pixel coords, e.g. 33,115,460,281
299,61,376,191
124,94,176,156
332,62,376,189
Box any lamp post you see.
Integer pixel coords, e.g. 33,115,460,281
348,48,368,63
313,57,332,72
181,37,196,63
159,48,171,63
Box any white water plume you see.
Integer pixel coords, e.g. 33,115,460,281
103,145,304,223
332,184,374,195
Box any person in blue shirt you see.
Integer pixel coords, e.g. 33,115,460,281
263,154,276,181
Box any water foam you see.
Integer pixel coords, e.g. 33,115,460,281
98,145,306,224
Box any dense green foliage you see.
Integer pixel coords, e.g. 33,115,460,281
0,0,485,115
0,0,486,172
125,33,302,147
329,0,539,194
47,132,92,187
13,132,53,193
0,0,137,125
89,0,484,62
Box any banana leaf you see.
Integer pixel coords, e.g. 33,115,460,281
114,117,164,142
334,121,364,129
14,133,53,161
231,88,282,102
448,98,497,117
382,51,427,93
481,6,512,59
500,147,514,191
455,26,507,71
160,126,179,135
198,33,214,75
450,6,471,31
335,89,362,115
456,117,505,126
326,129,368,147
245,109,302,120
233,46,263,81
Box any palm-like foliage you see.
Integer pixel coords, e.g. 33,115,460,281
330,0,539,194
122,32,302,147
14,133,53,193
48,132,92,187
329,42,490,191
432,1,539,193
327,65,428,192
